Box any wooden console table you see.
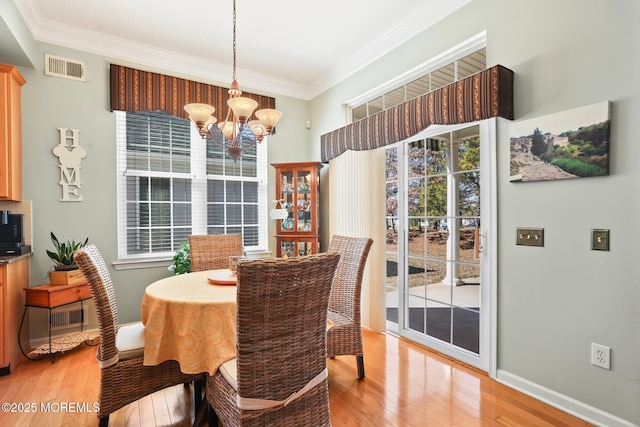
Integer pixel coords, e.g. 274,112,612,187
20,282,94,363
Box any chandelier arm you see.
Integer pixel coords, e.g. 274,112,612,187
236,137,258,153
204,125,224,144
218,106,238,146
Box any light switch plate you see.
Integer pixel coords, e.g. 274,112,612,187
591,229,610,251
516,228,544,247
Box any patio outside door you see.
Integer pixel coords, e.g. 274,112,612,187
385,121,495,372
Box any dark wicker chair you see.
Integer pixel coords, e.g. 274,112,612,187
206,251,341,427
326,235,374,379
74,244,203,427
189,234,244,272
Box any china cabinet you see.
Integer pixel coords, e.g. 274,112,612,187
272,162,322,258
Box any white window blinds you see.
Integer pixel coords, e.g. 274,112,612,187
116,110,267,262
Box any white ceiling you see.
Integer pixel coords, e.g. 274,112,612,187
11,0,470,100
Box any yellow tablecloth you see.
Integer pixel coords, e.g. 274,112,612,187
141,270,237,375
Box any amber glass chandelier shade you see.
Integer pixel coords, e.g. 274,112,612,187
184,103,215,123
204,115,218,128
218,121,236,139
227,97,258,120
248,120,266,137
255,108,283,128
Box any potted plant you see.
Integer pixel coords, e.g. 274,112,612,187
46,232,89,284
169,241,191,275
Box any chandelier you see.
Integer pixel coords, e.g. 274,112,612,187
184,0,282,160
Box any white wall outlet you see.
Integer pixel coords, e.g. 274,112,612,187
591,343,611,370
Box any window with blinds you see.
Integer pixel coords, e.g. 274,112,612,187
116,110,267,261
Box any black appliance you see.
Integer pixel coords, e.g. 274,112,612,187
0,211,30,255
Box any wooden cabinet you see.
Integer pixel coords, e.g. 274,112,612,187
272,162,322,258
0,64,26,201
0,256,30,375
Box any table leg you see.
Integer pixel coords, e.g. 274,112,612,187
192,399,209,427
18,306,46,361
191,379,210,427
48,309,55,364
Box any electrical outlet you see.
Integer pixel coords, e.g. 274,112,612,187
591,343,611,370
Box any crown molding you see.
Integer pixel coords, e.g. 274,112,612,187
14,0,471,101
306,0,472,98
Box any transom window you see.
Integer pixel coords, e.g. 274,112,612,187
115,110,267,262
352,48,486,121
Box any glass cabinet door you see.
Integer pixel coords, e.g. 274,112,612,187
278,168,315,234
296,169,313,232
279,239,315,258
280,171,295,232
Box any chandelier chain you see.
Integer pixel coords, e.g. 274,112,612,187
183,0,282,161
232,0,237,82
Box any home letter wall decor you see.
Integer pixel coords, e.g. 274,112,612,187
53,128,87,201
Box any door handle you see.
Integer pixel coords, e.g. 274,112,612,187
479,232,487,255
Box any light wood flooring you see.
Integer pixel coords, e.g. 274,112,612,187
0,328,592,426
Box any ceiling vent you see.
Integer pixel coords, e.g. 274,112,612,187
45,54,86,82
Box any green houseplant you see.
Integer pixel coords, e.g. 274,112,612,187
46,232,89,271
169,241,191,275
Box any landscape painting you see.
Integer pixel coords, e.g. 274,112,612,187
510,101,610,182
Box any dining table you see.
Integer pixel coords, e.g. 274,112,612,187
140,269,238,375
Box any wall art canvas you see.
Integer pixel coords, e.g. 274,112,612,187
509,101,610,182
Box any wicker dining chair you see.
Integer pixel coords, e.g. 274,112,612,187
206,251,341,427
189,234,244,272
74,245,204,427
326,235,374,379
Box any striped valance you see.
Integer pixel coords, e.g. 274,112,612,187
321,64,514,162
109,64,276,120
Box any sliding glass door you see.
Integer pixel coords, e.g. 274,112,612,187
386,121,495,372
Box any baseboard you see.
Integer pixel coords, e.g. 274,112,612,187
496,370,637,427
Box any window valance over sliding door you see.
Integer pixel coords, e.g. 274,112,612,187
109,64,276,120
320,65,514,162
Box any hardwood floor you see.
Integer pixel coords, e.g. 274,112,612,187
0,328,592,426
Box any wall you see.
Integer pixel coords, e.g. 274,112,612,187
265,95,315,255
310,0,639,425
8,41,311,340
0,0,36,67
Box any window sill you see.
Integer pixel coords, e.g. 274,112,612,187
244,249,272,259
113,257,172,271
112,249,272,271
